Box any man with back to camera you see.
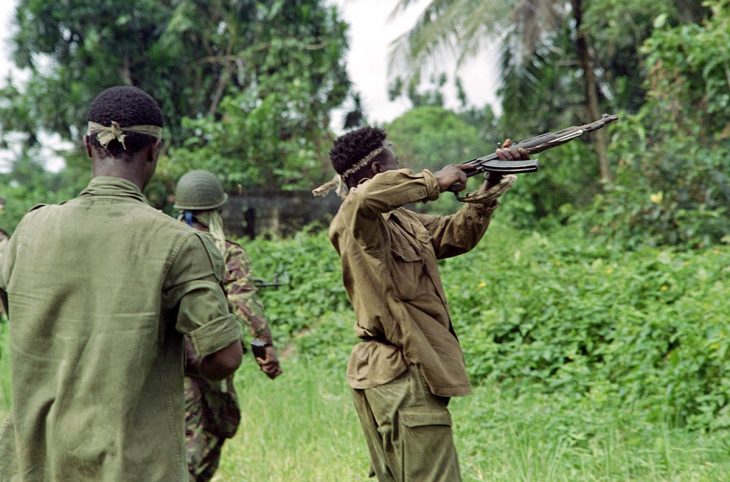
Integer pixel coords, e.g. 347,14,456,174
321,126,527,481
0,86,243,481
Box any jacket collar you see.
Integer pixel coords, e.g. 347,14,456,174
79,176,147,204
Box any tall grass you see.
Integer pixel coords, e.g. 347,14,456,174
452,385,730,481
211,313,730,482
215,355,369,482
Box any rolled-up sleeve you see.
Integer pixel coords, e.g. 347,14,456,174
413,187,499,259
163,232,242,357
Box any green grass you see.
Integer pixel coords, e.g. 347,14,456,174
215,356,369,482
210,336,730,482
1,318,729,481
452,386,730,481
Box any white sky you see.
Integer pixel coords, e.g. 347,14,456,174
329,0,500,128
0,0,500,168
0,0,16,79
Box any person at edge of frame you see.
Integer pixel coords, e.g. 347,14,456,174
316,126,528,482
0,86,242,481
173,169,283,482
0,227,8,316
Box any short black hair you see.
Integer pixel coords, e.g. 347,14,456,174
87,86,164,156
329,126,387,175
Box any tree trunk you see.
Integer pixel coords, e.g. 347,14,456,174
119,56,132,86
571,0,611,182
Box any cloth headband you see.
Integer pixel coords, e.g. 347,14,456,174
339,146,385,180
312,144,387,198
87,121,163,149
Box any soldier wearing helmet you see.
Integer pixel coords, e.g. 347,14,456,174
174,169,282,482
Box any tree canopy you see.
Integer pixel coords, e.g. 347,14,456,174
0,0,727,248
0,0,351,227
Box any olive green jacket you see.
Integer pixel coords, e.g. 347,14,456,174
0,177,241,481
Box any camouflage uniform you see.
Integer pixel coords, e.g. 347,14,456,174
224,241,274,346
185,239,274,482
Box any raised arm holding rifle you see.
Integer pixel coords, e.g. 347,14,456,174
319,126,527,482
318,116,617,482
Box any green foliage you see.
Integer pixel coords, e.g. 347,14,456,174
243,229,350,341
4,0,348,147
578,1,730,247
0,155,88,232
385,105,486,173
0,0,351,230
446,224,729,431
585,0,709,112
246,225,729,431
390,0,723,247
160,0,350,190
10,0,178,141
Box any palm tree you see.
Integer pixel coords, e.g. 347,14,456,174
390,0,612,181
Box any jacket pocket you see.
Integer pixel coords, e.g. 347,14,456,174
389,246,426,301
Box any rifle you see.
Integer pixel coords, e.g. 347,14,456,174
252,271,290,289
459,114,619,177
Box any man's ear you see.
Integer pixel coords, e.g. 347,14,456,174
83,135,92,158
148,139,162,163
370,161,383,175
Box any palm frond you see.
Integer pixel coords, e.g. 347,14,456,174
511,0,563,63
388,0,510,80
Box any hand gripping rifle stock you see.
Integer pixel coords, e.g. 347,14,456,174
460,114,619,178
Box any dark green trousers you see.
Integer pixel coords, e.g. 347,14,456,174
352,365,461,482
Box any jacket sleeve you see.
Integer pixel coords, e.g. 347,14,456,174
339,169,440,251
223,242,274,345
163,232,242,357
412,182,500,259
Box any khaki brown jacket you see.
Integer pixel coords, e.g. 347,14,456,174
329,169,498,397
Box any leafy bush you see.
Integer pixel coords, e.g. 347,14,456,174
576,2,730,248
442,223,729,430
244,224,729,431
244,228,350,340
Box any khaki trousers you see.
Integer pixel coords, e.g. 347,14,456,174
351,365,461,482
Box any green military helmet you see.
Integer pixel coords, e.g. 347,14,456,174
173,170,229,210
